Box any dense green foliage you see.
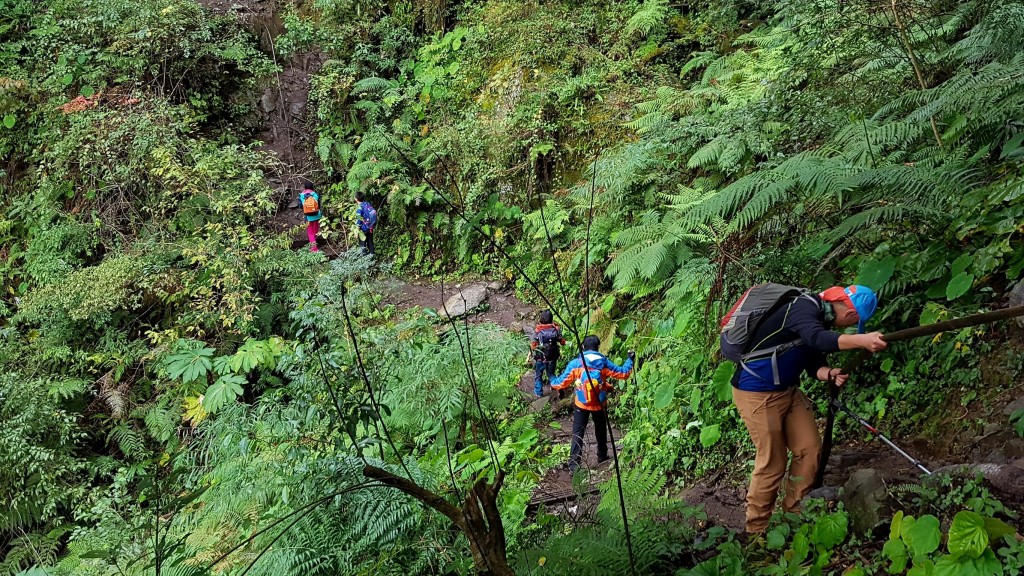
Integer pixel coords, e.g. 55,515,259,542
4,0,1024,574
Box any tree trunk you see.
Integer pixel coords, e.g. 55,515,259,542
891,0,942,148
363,465,514,576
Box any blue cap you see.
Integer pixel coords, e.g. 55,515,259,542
846,285,878,333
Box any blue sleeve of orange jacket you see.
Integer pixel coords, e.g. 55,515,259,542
600,356,633,382
551,357,580,390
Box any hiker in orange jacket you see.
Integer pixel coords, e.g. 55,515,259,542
551,335,634,474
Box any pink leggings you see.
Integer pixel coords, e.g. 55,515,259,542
306,220,320,248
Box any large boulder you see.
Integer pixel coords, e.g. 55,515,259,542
933,463,1024,497
1004,394,1024,417
842,468,890,534
1007,281,1024,327
441,284,490,319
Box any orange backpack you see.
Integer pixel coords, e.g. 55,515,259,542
302,191,319,215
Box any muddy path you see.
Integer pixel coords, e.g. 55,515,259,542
198,0,324,237
198,0,1024,530
382,279,1024,530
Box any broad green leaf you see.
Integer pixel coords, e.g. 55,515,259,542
457,448,487,466
858,256,896,289
905,514,941,559
882,539,908,574
229,339,270,373
791,531,811,566
1000,132,1024,159
881,357,894,372
689,386,701,414
2,114,14,129
889,511,905,541
202,374,246,413
712,362,734,402
982,517,1016,542
951,254,973,277
907,559,935,576
653,381,675,409
920,302,945,326
946,272,974,301
947,510,988,559
61,73,74,86
812,510,848,549
1011,408,1024,438
81,85,95,98
766,525,787,550
699,424,721,448
164,346,216,383
183,395,207,425
976,549,1004,576
934,550,1002,576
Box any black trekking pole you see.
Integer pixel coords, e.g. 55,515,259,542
603,349,638,576
830,398,932,475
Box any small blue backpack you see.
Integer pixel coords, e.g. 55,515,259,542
361,202,378,231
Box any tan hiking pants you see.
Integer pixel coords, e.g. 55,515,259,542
733,387,821,533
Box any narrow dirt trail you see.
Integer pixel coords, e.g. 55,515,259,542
383,279,623,509
197,0,324,247
198,0,1024,532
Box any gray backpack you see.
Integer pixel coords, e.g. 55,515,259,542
719,283,817,385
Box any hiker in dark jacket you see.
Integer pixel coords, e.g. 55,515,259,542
730,285,886,534
529,310,566,396
551,335,634,474
355,191,377,256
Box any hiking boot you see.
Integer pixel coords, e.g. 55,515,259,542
737,530,766,548
597,455,610,464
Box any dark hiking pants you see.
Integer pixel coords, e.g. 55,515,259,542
569,407,608,472
360,230,375,255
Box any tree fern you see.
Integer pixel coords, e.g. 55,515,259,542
624,0,669,39
351,76,397,95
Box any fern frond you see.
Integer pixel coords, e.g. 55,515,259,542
351,76,396,95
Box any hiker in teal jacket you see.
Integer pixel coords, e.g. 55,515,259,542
298,179,321,253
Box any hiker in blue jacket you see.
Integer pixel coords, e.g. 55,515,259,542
551,335,634,474
728,285,886,534
355,192,377,256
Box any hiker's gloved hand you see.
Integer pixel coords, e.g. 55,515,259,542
627,350,636,362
